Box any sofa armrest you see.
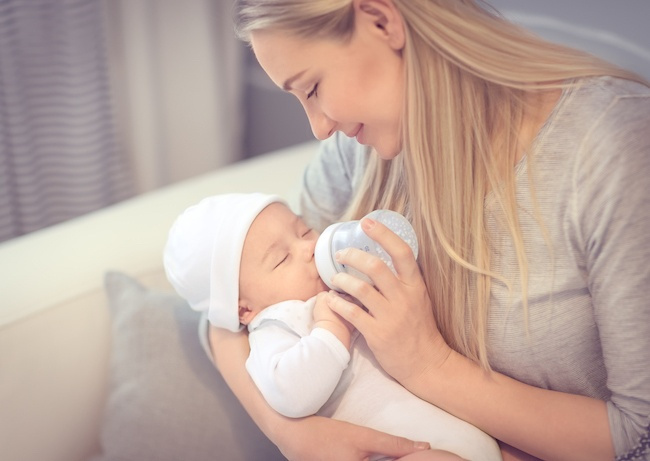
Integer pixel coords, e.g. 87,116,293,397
0,142,317,327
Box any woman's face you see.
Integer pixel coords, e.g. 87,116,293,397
250,4,406,159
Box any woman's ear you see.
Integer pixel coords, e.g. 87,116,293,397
238,303,255,326
354,0,405,50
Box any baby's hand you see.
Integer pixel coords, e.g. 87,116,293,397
314,292,356,332
313,291,355,349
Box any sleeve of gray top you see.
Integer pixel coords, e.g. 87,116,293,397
574,93,650,458
299,132,370,231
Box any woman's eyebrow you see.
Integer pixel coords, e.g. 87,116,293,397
283,70,307,91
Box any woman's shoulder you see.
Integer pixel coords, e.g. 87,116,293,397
546,76,650,148
555,76,650,215
300,133,371,230
318,132,372,172
571,76,650,141
577,75,650,94
566,76,650,114
529,75,649,215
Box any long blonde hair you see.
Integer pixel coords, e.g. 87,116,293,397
235,0,646,368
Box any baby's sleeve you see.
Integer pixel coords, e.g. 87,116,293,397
246,324,350,418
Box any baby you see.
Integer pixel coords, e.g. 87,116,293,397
164,193,502,461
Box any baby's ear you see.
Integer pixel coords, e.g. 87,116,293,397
238,304,255,325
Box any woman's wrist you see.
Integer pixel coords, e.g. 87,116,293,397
394,329,454,393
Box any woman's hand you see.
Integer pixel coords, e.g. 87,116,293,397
325,217,452,385
273,414,431,461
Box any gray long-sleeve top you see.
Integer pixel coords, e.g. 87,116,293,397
299,76,650,460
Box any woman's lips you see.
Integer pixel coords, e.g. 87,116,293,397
354,124,365,144
344,124,366,145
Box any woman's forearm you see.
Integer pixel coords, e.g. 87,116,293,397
208,326,286,441
208,325,433,461
407,349,614,461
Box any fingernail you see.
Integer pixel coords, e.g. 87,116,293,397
361,217,376,231
414,442,431,450
335,249,343,262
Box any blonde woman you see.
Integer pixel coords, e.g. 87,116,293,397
208,0,650,460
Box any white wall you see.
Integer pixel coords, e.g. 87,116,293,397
490,0,650,79
242,51,314,158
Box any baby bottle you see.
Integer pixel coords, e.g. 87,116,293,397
315,210,418,290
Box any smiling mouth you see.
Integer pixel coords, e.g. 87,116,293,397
345,125,363,138
354,125,365,144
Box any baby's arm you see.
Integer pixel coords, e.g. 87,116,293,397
246,311,351,418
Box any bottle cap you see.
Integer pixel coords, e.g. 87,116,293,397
315,222,342,290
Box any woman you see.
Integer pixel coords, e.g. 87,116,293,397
209,0,650,459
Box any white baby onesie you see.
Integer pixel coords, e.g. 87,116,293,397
246,296,502,461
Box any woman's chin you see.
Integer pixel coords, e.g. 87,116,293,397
373,143,402,160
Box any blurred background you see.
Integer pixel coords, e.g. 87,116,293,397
0,0,648,243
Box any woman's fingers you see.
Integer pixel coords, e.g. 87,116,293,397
334,247,397,295
326,290,366,321
357,429,431,459
278,415,430,461
360,217,421,285
325,217,421,297
331,255,388,302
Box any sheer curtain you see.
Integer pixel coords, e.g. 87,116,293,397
0,0,245,242
0,0,133,242
104,0,244,193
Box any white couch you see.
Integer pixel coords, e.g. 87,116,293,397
0,141,317,461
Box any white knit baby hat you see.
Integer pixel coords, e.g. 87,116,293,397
163,193,286,332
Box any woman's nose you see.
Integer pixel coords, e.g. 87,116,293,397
305,107,336,141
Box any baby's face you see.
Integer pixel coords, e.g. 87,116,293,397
238,203,329,314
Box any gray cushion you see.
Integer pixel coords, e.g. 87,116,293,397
92,271,285,461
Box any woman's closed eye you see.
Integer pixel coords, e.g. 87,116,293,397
307,83,318,99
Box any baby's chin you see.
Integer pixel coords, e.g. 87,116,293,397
317,279,330,293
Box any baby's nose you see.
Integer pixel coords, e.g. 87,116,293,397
301,238,316,261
